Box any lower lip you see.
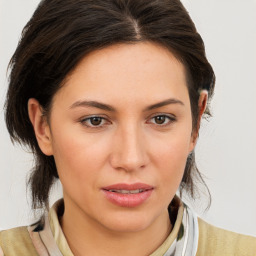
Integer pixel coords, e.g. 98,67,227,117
102,189,153,207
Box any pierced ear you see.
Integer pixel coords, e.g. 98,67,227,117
190,90,208,148
28,98,53,156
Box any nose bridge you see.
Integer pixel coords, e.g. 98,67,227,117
110,121,147,171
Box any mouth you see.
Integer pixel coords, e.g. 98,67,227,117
101,183,154,207
106,189,149,194
102,182,154,191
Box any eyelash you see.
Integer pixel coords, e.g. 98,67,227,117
148,114,176,127
80,115,110,128
79,114,176,129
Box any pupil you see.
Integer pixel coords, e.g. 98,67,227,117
155,116,165,124
91,117,102,126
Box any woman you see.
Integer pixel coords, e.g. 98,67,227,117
0,0,255,255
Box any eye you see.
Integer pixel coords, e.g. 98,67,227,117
153,115,167,125
149,114,176,126
80,116,109,128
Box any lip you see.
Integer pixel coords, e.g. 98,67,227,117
102,183,154,191
102,183,154,208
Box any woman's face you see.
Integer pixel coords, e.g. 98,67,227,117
37,42,196,232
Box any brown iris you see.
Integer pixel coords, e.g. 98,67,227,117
154,116,166,125
90,117,102,126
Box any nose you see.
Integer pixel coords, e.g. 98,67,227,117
109,124,149,172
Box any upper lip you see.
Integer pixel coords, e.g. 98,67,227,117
102,183,154,191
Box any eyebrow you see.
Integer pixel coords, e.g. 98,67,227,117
69,98,184,112
144,98,184,111
70,100,115,111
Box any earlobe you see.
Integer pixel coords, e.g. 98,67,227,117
28,98,53,156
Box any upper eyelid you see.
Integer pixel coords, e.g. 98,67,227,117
78,113,176,126
78,113,176,121
79,114,109,121
147,113,176,120
147,114,177,125
79,115,111,127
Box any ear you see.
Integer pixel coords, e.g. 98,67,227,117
189,90,208,150
198,90,208,121
28,98,53,156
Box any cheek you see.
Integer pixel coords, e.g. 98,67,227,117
50,126,112,183
159,144,188,183
149,131,191,188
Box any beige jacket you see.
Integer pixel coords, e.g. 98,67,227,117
1,200,256,256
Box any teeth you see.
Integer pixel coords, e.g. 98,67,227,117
109,189,144,194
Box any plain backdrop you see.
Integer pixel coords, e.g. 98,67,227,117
0,0,255,236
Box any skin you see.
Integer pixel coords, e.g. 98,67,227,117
28,42,207,256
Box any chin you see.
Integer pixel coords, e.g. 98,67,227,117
98,210,158,233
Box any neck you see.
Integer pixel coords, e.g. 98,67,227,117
61,198,172,256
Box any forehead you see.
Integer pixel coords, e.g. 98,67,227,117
54,42,189,109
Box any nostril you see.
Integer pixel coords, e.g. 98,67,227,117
109,153,148,172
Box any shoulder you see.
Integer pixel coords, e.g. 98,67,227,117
0,226,39,256
196,218,256,256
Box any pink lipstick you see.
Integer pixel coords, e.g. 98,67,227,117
102,183,154,207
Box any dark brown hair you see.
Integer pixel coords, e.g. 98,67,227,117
5,0,215,209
